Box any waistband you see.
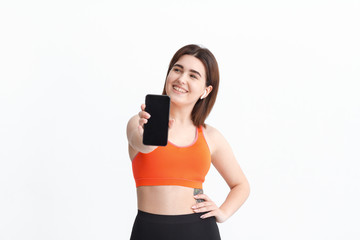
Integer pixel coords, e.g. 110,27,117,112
136,210,207,224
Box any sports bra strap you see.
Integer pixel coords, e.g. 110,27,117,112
198,125,203,133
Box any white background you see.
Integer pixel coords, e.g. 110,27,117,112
1,0,359,239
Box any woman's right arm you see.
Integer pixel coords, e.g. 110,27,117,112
126,104,157,155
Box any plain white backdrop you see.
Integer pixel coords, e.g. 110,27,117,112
1,0,359,239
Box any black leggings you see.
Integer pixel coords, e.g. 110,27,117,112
130,210,221,240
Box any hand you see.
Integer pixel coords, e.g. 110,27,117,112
192,194,228,223
137,103,175,136
137,104,150,136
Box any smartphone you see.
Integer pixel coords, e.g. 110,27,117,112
143,94,170,146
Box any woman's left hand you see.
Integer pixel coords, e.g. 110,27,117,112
192,194,228,223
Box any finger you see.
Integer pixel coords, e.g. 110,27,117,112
196,204,218,213
194,194,211,202
200,211,216,219
138,125,144,136
138,111,151,119
192,201,212,209
139,118,148,127
141,104,146,111
193,202,217,213
192,200,217,209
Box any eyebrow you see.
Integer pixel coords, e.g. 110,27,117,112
173,64,202,77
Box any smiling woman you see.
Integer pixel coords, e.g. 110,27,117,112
164,55,212,111
162,45,219,127
126,44,250,240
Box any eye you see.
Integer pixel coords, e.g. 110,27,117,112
173,67,181,73
190,74,198,79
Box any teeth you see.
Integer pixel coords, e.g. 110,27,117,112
173,86,187,93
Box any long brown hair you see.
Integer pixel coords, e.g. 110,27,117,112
162,44,220,128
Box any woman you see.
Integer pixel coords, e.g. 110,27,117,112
127,44,250,240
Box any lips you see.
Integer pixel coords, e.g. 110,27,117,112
173,85,188,93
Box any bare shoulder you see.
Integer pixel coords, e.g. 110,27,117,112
202,124,229,155
203,124,223,139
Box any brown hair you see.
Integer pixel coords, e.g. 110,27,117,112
162,44,220,128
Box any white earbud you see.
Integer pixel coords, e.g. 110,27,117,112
200,90,207,99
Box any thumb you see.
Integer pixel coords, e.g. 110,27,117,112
138,125,144,136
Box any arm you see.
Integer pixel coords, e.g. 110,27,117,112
192,125,250,223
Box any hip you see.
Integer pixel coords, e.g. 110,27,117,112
130,210,221,240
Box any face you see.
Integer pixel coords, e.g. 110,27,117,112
165,54,212,106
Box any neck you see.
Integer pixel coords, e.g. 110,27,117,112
169,102,194,126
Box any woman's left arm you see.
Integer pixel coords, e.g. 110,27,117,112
192,126,250,223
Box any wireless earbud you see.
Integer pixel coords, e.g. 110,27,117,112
200,90,207,99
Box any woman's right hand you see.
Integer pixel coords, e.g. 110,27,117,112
133,103,157,153
137,103,175,137
137,104,150,136
127,103,175,155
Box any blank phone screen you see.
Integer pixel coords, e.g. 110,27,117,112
143,94,170,146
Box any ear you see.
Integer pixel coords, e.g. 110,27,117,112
200,85,213,99
204,85,213,98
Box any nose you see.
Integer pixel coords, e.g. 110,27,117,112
177,73,187,85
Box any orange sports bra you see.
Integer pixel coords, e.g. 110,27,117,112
132,126,211,189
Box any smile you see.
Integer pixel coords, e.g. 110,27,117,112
173,85,188,93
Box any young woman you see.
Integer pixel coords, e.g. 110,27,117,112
127,44,250,240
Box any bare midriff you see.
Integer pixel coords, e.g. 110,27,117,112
136,185,199,215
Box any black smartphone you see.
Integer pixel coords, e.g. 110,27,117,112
143,94,170,146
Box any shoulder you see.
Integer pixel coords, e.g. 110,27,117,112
202,124,229,155
202,124,222,139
